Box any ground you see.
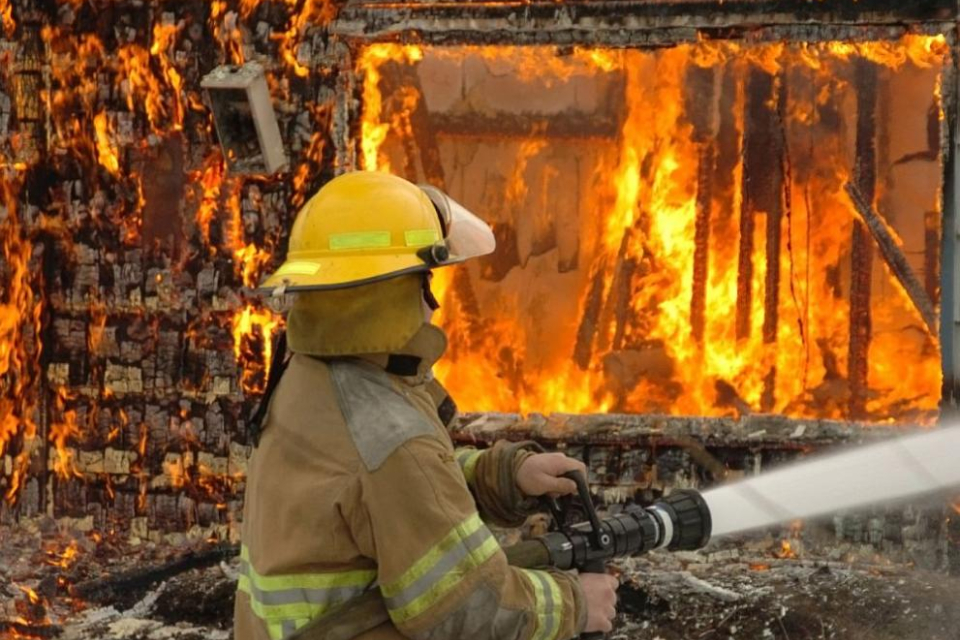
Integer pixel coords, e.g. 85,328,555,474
2,518,959,639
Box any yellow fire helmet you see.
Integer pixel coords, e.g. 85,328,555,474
259,171,496,294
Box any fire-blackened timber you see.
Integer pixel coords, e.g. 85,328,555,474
848,59,879,420
737,68,779,341
70,543,239,604
845,182,938,335
335,1,956,46
452,412,915,450
687,64,717,344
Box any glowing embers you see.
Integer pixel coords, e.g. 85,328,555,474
360,38,948,421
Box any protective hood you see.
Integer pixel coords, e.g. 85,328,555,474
286,274,425,357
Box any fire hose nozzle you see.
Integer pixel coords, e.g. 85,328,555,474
505,480,713,571
647,489,712,551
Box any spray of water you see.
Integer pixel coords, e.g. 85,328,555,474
704,424,960,537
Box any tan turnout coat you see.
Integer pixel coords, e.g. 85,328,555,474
234,324,585,640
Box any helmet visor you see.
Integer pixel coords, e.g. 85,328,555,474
419,186,496,261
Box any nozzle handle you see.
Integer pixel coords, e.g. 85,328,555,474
561,470,611,552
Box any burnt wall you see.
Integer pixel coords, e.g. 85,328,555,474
0,0,345,540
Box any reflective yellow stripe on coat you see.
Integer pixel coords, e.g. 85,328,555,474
522,569,564,640
380,512,499,624
237,545,377,640
455,448,484,484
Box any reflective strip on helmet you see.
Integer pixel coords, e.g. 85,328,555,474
522,569,563,640
274,261,321,277
329,231,392,250
381,512,499,623
404,228,440,247
237,545,376,633
454,448,484,485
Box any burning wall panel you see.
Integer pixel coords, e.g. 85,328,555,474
0,1,339,537
361,38,949,422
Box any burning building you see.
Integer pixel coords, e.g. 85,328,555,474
1,0,959,637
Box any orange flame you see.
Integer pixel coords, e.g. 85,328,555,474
93,111,121,176
50,389,83,480
45,540,81,570
0,0,14,37
775,540,798,559
360,39,946,420
231,303,282,395
210,1,246,65
278,0,338,78
0,175,42,505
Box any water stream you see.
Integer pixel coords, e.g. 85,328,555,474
704,425,960,537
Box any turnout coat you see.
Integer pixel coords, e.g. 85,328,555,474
234,324,585,640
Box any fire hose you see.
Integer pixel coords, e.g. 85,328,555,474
505,471,713,638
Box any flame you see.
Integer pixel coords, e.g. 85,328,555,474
14,583,50,633
775,540,798,559
19,587,40,605
0,174,42,505
357,44,423,171
231,303,282,395
50,389,83,480
93,112,121,176
133,422,149,513
278,0,338,78
210,1,246,65
45,540,81,570
361,38,947,421
0,0,14,37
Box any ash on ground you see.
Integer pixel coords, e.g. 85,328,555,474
3,518,960,640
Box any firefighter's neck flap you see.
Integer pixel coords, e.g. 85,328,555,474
286,274,426,357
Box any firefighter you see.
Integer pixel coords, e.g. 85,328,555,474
234,171,618,640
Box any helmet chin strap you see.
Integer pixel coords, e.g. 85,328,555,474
421,272,440,313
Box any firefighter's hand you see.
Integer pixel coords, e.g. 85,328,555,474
580,573,619,633
516,452,588,498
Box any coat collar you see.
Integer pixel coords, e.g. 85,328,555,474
354,323,448,384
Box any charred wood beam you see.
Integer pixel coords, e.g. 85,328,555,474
573,263,608,370
691,143,714,343
687,64,718,344
737,68,779,342
611,232,640,352
763,77,788,347
848,59,879,420
335,4,955,44
0,621,62,639
844,182,938,336
70,543,239,603
452,412,920,450
670,433,731,481
735,169,756,340
924,208,941,307
760,76,789,412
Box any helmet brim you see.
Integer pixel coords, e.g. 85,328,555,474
258,183,496,295
258,252,431,293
